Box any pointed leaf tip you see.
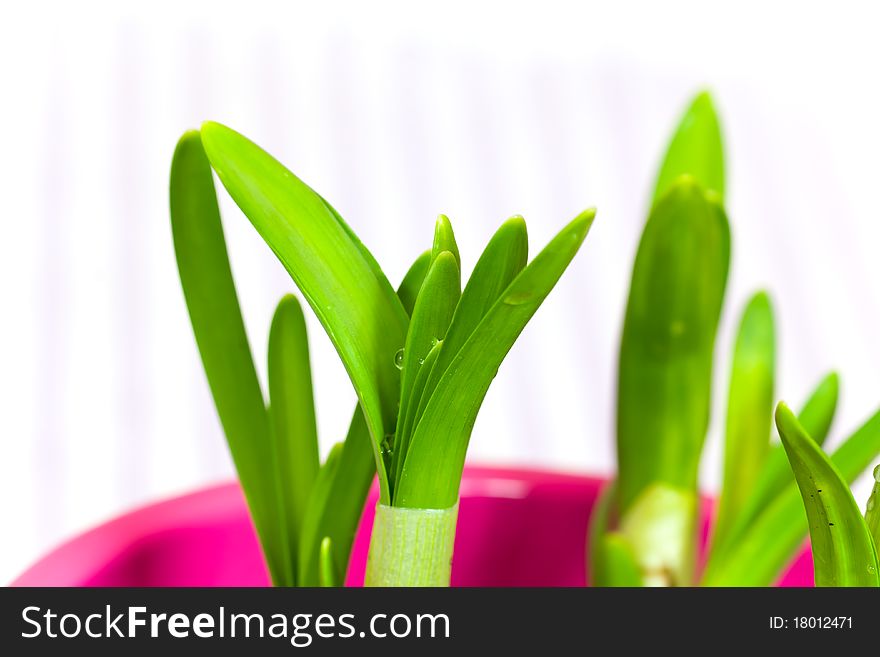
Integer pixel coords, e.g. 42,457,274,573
775,402,880,587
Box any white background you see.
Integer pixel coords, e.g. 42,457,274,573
3,0,880,583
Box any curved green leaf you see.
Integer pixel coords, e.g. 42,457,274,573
713,291,775,552
391,251,460,487
395,209,595,508
267,294,320,586
412,216,529,434
169,131,286,584
397,251,431,316
775,403,879,587
199,121,408,503
617,178,730,513
653,91,725,202
702,405,880,586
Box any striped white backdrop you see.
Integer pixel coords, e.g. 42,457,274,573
3,0,880,583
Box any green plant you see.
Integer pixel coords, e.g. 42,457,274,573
170,124,594,586
775,404,879,586
589,92,880,587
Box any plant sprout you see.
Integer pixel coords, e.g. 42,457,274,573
170,124,594,586
589,92,880,587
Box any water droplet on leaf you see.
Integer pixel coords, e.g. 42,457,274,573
393,348,405,370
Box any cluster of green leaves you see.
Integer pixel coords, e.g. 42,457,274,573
170,132,394,586
589,92,880,587
171,123,593,585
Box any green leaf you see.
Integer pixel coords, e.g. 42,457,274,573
266,294,320,586
297,409,374,586
395,209,595,508
199,121,408,503
702,405,880,586
865,465,880,547
432,214,461,269
397,251,431,316
413,217,529,432
297,442,343,584
319,537,338,587
588,482,644,587
653,91,725,202
169,131,287,585
392,340,443,486
775,403,879,587
796,371,840,447
391,251,461,488
296,256,432,585
617,178,730,513
593,534,645,587
587,482,617,585
618,483,698,586
709,371,840,563
713,292,775,552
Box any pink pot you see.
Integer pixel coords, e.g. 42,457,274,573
12,466,813,587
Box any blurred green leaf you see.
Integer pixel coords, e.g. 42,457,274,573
618,483,698,586
319,537,338,587
653,91,725,202
713,292,775,552
775,403,879,587
587,482,616,585
200,121,408,503
617,178,730,513
594,534,643,587
711,372,839,561
170,131,287,585
796,372,840,446
588,482,645,587
396,209,595,508
865,465,880,547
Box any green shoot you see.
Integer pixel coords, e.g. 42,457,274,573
175,122,593,586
